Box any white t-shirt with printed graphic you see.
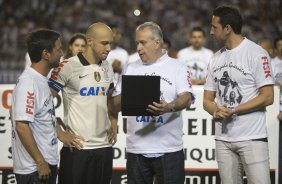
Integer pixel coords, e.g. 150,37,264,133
113,53,194,154
204,38,274,142
177,46,213,81
48,53,114,149
12,67,58,174
271,56,282,111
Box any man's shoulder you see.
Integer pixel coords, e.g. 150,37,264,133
50,60,72,81
19,68,42,84
177,47,191,56
116,46,128,53
110,47,129,56
242,39,271,62
271,57,282,66
17,73,34,87
126,59,142,68
203,47,214,55
101,59,114,69
165,56,186,69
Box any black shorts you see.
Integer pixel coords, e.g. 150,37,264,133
58,146,113,184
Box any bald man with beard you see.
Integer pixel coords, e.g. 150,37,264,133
48,22,117,184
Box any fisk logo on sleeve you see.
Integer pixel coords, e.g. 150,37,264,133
261,56,272,78
26,91,35,115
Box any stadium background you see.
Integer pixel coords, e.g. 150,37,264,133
0,0,281,83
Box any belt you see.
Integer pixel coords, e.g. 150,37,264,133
252,138,268,142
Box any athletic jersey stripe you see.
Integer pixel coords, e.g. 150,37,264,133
48,78,63,92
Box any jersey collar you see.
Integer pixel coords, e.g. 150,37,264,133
77,52,102,66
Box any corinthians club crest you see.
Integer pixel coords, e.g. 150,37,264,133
94,72,101,82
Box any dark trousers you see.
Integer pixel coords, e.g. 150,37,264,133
15,164,57,184
58,146,113,184
126,150,185,184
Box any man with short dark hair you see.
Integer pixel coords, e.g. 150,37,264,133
177,27,213,85
203,5,274,184
11,28,63,184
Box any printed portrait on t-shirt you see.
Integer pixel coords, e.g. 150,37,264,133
186,60,206,81
214,71,242,106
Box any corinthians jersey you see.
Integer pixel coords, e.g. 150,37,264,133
49,53,114,149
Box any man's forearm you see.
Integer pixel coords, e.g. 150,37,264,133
169,92,192,111
203,100,217,116
16,122,45,164
233,86,273,115
203,90,218,116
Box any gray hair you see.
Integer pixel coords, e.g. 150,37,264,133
136,22,164,44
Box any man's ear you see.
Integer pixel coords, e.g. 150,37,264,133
87,37,93,46
42,49,50,60
154,39,161,48
225,24,232,34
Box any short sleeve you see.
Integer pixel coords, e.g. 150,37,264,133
13,78,35,123
176,64,195,102
253,54,274,88
48,60,70,92
204,59,217,91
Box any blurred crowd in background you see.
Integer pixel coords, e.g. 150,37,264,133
0,0,281,83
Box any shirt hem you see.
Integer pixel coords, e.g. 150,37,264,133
127,146,183,154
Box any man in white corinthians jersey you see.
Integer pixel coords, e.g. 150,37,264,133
177,27,214,85
110,22,194,184
49,23,116,184
204,6,274,184
12,29,63,184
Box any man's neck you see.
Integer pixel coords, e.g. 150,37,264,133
31,61,50,77
225,34,244,50
192,46,202,51
83,49,99,65
145,50,164,65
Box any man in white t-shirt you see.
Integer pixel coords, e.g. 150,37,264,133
48,22,116,184
271,36,282,184
203,6,274,184
177,27,214,85
106,24,129,85
110,22,194,184
12,29,63,184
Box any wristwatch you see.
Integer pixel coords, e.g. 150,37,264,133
228,107,236,116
